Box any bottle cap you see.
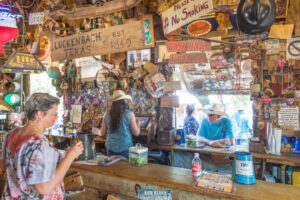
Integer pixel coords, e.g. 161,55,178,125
195,153,199,157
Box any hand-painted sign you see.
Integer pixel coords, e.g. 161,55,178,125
51,21,145,61
162,0,213,34
187,20,212,36
169,53,207,64
287,38,300,60
2,51,46,73
166,39,211,52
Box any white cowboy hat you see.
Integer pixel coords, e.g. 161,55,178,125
112,90,132,103
205,104,229,117
237,104,245,110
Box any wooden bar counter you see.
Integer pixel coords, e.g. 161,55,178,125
68,160,300,200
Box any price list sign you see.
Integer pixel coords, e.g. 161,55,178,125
51,21,145,61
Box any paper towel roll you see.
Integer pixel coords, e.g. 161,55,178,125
274,128,282,155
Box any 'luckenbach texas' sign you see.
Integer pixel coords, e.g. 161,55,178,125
51,21,145,61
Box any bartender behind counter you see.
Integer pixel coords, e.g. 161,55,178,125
197,104,234,147
101,90,141,159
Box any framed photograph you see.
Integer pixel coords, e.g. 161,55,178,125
275,0,289,19
127,49,151,67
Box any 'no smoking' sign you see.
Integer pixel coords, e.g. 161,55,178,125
287,38,300,60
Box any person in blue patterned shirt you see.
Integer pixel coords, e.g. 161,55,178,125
183,105,199,136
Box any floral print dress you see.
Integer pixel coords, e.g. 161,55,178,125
0,129,65,200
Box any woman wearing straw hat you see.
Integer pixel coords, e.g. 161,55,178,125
101,90,141,159
197,104,234,147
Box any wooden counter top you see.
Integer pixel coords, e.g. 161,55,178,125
72,160,300,200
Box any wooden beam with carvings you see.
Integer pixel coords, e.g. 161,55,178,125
45,0,140,19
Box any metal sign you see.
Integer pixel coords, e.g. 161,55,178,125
2,51,46,73
162,0,213,34
287,38,300,60
29,12,44,25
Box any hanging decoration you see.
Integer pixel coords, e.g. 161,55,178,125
0,6,20,54
2,51,46,73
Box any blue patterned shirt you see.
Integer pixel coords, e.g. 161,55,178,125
183,116,199,135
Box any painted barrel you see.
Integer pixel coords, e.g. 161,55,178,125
232,151,256,184
175,129,185,144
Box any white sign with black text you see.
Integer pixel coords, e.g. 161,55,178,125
162,0,213,34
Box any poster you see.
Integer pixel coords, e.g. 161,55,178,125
265,39,280,55
278,106,299,130
127,49,151,67
71,105,82,124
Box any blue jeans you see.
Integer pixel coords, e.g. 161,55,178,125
107,149,129,160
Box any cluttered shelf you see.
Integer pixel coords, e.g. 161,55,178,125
252,152,300,166
71,160,300,200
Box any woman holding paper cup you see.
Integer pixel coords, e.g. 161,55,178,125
101,90,141,159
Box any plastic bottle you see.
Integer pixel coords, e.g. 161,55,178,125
71,130,79,147
281,165,286,184
285,166,292,184
192,153,202,177
225,138,231,150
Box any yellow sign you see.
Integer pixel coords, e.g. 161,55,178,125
3,51,46,73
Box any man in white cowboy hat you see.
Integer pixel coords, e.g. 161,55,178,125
100,90,141,159
197,104,234,147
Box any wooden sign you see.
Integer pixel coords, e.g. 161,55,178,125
169,53,207,64
45,0,139,19
2,51,46,73
162,0,213,34
160,96,179,108
166,40,211,52
163,81,182,92
269,24,294,39
51,21,145,61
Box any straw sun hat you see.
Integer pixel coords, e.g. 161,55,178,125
112,90,132,103
204,104,229,117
